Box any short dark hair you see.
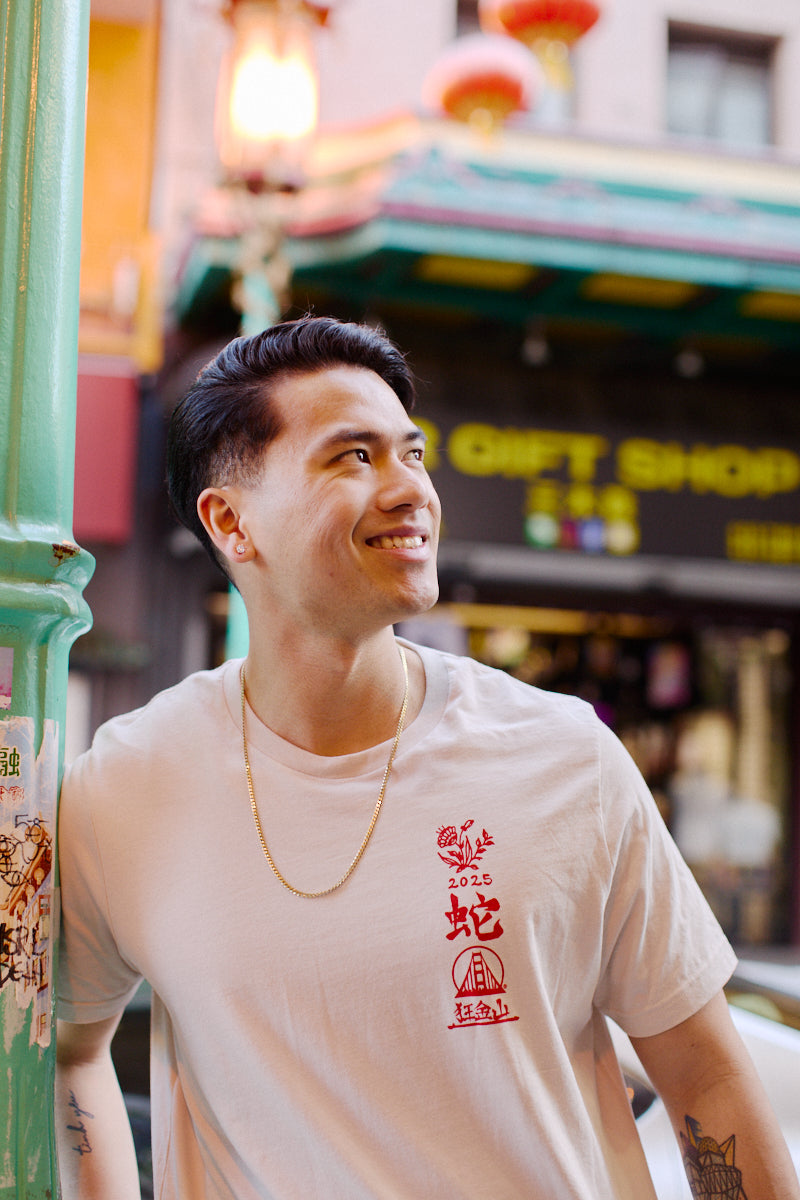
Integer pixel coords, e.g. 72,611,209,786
166,316,416,570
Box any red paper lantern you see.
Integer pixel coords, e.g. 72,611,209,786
479,0,600,88
480,0,600,46
422,33,542,134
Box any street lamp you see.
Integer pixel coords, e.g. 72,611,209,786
209,0,330,338
213,0,330,656
0,1,93,1193
215,0,325,191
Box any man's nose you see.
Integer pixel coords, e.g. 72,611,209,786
377,457,432,510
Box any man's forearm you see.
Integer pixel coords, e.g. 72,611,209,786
55,1054,141,1199
632,992,800,1200
672,1088,799,1200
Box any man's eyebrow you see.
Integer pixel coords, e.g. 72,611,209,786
317,427,427,451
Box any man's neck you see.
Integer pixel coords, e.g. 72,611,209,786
241,627,424,757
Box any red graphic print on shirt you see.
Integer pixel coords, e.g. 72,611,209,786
436,822,519,1030
449,948,517,1028
437,821,493,871
445,892,503,941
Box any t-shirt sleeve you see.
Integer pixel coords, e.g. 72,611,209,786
57,754,143,1022
592,718,737,1038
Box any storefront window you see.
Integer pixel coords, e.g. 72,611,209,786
456,0,480,34
671,628,791,944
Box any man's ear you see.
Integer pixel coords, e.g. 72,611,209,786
197,487,255,567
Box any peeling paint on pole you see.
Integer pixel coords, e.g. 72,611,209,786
0,0,93,1195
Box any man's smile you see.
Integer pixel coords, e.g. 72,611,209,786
367,534,426,550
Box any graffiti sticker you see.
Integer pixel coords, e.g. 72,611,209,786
0,716,58,1047
0,647,12,711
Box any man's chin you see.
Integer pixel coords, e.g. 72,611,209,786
396,583,440,621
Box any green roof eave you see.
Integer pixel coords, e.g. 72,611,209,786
174,123,800,346
286,215,800,294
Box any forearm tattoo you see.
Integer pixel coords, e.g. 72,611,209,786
66,1089,94,1157
680,1115,748,1200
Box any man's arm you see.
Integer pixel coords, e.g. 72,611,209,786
631,990,800,1200
55,1015,141,1200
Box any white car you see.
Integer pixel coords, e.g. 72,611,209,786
610,965,800,1199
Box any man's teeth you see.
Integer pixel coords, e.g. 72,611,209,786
372,535,423,549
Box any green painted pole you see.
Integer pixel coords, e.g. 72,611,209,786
0,0,94,1195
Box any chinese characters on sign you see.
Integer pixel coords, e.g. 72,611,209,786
0,747,21,777
436,821,519,1030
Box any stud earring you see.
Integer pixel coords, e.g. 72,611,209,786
235,543,247,556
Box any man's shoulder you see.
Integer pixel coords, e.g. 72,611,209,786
71,660,237,774
413,640,599,732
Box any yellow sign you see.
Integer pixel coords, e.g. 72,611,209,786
417,415,800,564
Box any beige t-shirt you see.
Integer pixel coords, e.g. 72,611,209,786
58,642,736,1199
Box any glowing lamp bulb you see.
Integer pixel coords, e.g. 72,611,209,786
228,42,317,143
215,1,318,182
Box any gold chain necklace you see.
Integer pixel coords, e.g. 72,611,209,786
240,646,409,899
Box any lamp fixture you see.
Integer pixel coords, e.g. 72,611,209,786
215,0,323,189
521,321,551,366
673,347,705,379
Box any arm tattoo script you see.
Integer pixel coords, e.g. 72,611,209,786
66,1089,94,1157
680,1114,748,1200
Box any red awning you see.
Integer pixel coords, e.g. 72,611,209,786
74,364,139,544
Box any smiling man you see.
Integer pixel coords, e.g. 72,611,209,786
55,317,799,1200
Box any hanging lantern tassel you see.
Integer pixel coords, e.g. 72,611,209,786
301,1,334,26
479,0,601,90
422,33,542,137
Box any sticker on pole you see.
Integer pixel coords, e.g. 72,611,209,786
0,648,12,710
0,715,58,1047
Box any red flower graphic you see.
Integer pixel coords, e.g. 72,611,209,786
436,820,494,870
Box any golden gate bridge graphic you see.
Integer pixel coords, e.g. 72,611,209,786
448,947,519,1029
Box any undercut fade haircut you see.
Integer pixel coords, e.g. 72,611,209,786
166,316,416,573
